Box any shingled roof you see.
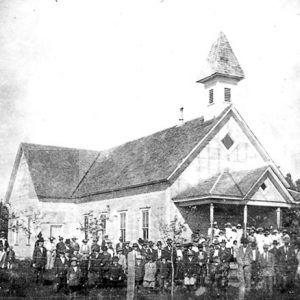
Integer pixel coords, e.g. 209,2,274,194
21,143,99,198
198,32,245,83
10,107,230,200
173,166,268,200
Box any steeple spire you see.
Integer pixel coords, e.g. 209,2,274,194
198,32,244,84
197,32,244,119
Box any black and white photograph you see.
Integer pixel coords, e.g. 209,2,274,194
0,0,300,299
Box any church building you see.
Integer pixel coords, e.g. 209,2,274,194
5,32,300,258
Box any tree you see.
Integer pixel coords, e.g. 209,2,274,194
0,201,9,239
78,207,110,240
285,173,297,191
295,179,300,193
158,215,187,299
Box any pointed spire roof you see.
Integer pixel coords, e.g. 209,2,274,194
198,32,245,83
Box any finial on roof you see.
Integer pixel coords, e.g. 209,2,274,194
197,32,244,84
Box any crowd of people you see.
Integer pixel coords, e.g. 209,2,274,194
30,222,300,297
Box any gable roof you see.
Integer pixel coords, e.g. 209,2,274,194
5,107,230,201
173,166,268,200
73,113,223,197
198,32,245,83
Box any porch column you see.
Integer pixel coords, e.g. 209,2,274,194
276,207,281,229
210,203,214,239
243,205,248,237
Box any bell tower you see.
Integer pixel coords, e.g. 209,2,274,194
197,32,244,119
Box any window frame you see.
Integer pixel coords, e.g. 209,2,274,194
141,209,149,241
120,212,126,242
224,87,231,102
209,89,214,104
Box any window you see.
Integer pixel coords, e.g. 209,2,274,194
120,212,126,242
221,133,234,150
261,182,267,191
224,88,231,102
209,89,214,104
84,215,89,239
142,210,149,241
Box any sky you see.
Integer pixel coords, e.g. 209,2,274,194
0,0,300,198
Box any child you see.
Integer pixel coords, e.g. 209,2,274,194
135,257,145,291
108,256,125,288
67,257,81,298
143,255,157,289
157,256,170,293
7,246,16,270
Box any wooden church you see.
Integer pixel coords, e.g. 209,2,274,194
5,32,300,258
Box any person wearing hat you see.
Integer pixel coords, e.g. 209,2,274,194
56,236,67,254
258,243,275,294
116,237,125,252
45,236,56,270
108,256,125,288
143,254,157,289
183,249,198,291
225,222,232,242
163,238,177,264
208,221,220,238
79,239,90,288
278,234,296,290
70,236,80,252
88,245,102,287
106,240,115,258
32,238,47,284
236,237,252,291
157,255,170,293
236,224,243,247
135,255,145,291
269,240,281,286
250,242,260,286
137,238,144,251
54,250,69,292
217,240,231,294
91,237,100,253
123,241,132,258
67,257,81,297
99,245,112,285
156,241,163,261
146,241,157,261
116,247,127,271
197,243,208,287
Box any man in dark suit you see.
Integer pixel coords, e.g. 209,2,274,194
217,240,231,293
32,238,47,284
269,240,281,286
278,235,296,290
163,238,177,263
146,241,157,261
54,251,69,292
250,242,260,286
197,243,208,287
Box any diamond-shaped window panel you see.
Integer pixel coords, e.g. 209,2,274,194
261,182,267,191
221,133,234,150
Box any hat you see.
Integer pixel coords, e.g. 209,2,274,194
113,256,119,262
93,238,98,242
156,241,162,246
272,240,278,245
65,239,71,244
257,227,263,232
72,236,77,240
213,221,218,225
132,243,138,248
59,250,65,255
38,238,44,243
148,241,154,246
125,241,130,244
138,238,144,244
225,222,231,227
102,246,108,251
107,240,112,244
187,250,194,256
263,243,269,248
59,236,63,241
250,242,257,247
116,247,123,253
283,235,290,242
220,240,226,244
166,238,172,243
273,229,278,233
240,237,249,244
71,257,78,262
198,244,203,249
49,237,55,241
237,224,242,228
82,239,88,243
232,226,237,231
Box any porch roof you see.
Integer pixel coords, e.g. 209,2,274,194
173,166,268,200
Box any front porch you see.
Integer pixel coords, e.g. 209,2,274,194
176,201,286,236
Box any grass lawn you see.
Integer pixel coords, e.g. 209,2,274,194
0,260,299,299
